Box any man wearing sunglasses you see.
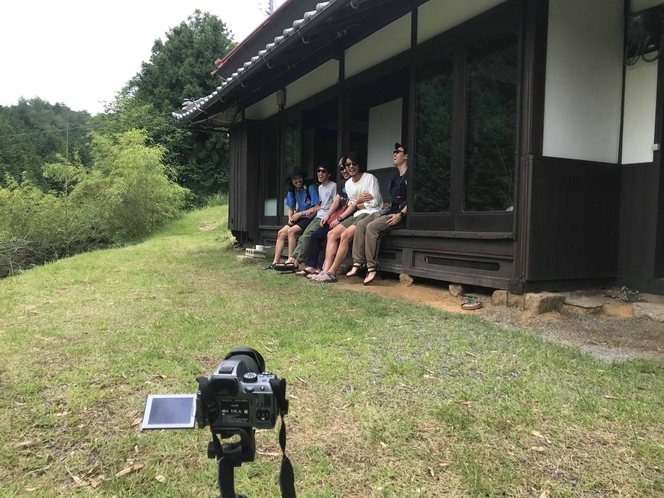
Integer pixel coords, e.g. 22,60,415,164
313,151,382,282
346,143,408,285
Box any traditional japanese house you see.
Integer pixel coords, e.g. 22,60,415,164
175,0,664,294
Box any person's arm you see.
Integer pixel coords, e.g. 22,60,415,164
385,205,407,226
363,175,383,209
321,194,341,226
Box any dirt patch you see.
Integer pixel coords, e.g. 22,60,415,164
333,273,664,363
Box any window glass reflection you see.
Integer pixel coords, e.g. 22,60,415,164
464,40,517,212
413,65,453,213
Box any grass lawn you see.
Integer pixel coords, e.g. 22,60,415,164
1,206,663,497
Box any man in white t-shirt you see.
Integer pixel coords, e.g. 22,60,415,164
314,152,382,283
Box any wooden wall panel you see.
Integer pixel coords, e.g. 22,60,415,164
528,157,621,281
229,121,261,243
618,162,659,280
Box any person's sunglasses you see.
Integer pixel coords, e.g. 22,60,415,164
339,165,346,171
345,161,357,167
317,169,328,174
393,149,404,155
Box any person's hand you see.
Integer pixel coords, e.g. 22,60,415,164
289,212,300,224
356,192,374,204
386,214,402,226
330,219,340,228
320,216,328,227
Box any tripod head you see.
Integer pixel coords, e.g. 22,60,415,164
208,428,256,498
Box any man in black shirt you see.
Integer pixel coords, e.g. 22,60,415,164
347,142,408,285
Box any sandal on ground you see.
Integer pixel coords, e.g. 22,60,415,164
461,297,483,310
274,263,297,271
346,263,366,277
306,270,321,280
262,263,277,270
296,269,314,277
316,272,338,283
363,268,379,286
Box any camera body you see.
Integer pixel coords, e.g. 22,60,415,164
196,348,280,432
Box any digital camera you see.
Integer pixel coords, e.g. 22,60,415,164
141,347,283,432
196,348,279,431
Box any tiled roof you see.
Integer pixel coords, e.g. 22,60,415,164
173,1,340,126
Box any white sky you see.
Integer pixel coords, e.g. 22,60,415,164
0,0,284,115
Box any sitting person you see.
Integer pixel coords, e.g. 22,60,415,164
263,166,319,270
297,158,351,277
313,152,382,283
284,162,336,271
347,142,409,285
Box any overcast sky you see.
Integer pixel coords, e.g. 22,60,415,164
0,0,284,115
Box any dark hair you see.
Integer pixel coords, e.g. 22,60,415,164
343,151,363,172
316,161,334,182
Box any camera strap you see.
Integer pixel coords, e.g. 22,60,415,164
270,378,296,498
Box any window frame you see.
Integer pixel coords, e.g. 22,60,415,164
407,1,522,234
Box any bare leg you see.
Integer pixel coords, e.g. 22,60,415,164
272,225,290,264
321,224,345,273
328,225,356,276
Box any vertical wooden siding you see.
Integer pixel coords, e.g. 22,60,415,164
527,157,621,281
229,121,261,242
618,162,659,280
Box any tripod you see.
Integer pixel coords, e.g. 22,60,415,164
208,428,255,498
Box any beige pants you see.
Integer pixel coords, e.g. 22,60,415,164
352,212,402,270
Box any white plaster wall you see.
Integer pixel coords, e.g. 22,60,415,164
244,92,278,121
244,60,338,120
367,98,402,171
542,0,624,163
622,59,658,164
345,14,411,79
285,59,339,108
417,0,506,44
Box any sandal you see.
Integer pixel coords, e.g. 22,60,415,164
363,268,379,286
316,272,338,283
461,297,483,310
346,263,366,277
306,270,321,280
262,263,277,270
295,269,314,277
274,263,297,271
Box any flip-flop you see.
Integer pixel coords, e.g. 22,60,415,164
262,263,277,270
363,268,379,286
295,269,313,277
274,263,297,271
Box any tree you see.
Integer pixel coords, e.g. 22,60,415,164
0,99,92,190
115,10,235,200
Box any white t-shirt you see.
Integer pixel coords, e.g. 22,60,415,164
345,173,383,217
316,181,337,219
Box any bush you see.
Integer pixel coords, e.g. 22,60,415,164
0,129,189,276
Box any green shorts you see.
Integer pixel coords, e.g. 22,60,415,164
341,213,369,228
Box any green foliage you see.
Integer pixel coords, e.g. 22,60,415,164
0,98,92,190
104,9,236,201
0,130,188,276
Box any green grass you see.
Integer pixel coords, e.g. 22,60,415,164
1,206,663,497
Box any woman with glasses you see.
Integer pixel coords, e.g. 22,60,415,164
314,152,382,283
